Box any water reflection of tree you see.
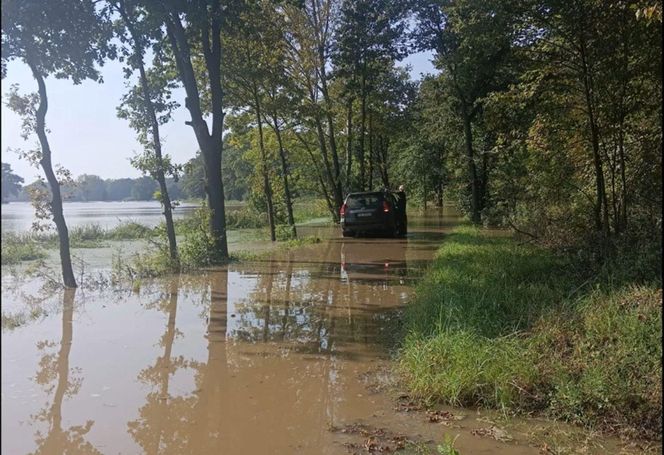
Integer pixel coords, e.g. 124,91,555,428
127,276,200,453
125,270,230,452
121,254,403,452
229,243,401,352
30,289,102,455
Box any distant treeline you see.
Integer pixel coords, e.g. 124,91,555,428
4,151,252,203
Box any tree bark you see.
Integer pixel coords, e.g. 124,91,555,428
461,106,481,224
28,61,77,288
345,97,354,188
579,33,610,243
118,1,178,265
252,89,276,242
359,73,367,190
270,115,297,238
164,9,228,259
311,0,343,209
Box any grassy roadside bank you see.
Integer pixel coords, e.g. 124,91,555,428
398,226,662,440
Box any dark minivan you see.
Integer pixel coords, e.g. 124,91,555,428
340,190,407,237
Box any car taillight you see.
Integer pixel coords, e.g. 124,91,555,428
340,203,347,217
383,201,390,213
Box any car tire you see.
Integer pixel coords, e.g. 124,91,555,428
342,230,354,238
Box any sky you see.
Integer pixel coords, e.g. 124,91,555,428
1,51,436,183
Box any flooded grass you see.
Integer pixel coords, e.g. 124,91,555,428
0,233,47,264
398,226,662,441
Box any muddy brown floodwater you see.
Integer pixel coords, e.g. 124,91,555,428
1,209,654,455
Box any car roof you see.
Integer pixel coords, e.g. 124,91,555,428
346,191,389,197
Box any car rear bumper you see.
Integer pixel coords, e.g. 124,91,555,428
341,221,391,232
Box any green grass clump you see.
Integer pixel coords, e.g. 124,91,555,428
398,226,662,439
1,233,47,264
293,199,330,223
225,208,268,229
106,222,154,240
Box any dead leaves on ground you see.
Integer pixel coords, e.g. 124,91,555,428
330,423,411,453
426,410,465,424
470,425,513,442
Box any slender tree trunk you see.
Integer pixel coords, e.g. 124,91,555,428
607,142,620,234
480,150,489,212
28,61,76,288
359,75,367,190
320,73,343,209
313,110,338,216
119,2,178,264
296,131,338,221
618,125,628,230
312,0,343,209
579,34,610,243
253,90,276,242
367,111,373,190
378,136,390,189
461,107,481,224
270,115,296,238
345,97,354,188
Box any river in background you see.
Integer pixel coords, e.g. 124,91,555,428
1,201,208,232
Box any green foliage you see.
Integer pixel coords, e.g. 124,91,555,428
1,162,24,202
225,208,267,230
177,206,223,268
0,232,46,264
436,436,461,455
399,227,662,438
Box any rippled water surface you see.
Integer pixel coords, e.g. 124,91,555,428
1,201,201,232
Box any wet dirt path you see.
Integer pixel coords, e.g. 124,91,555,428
1,209,651,454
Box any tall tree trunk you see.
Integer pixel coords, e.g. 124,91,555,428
28,61,76,288
359,74,367,190
253,90,276,242
618,124,628,230
270,115,297,238
377,136,390,189
480,150,489,212
461,107,481,224
119,2,178,265
312,0,343,210
580,34,610,243
345,97,354,188
165,11,228,259
295,131,338,221
367,111,373,190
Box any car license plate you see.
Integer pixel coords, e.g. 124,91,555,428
358,212,372,217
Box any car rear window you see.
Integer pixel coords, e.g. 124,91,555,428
346,194,382,209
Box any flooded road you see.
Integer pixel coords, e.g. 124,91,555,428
1,209,648,454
